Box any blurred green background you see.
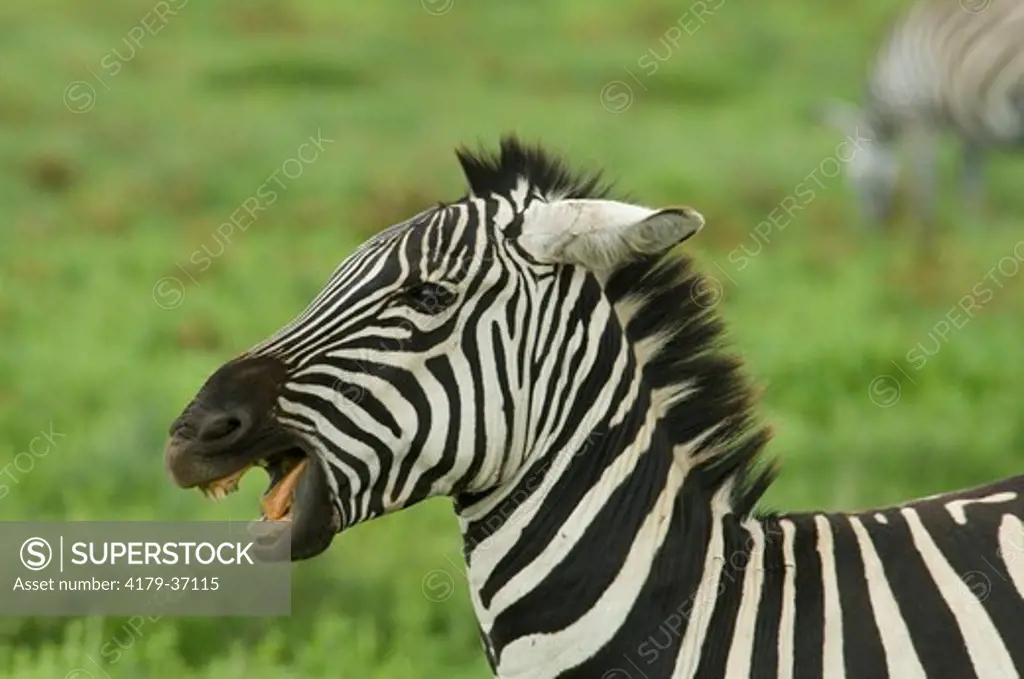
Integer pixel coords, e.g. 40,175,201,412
3,0,1024,676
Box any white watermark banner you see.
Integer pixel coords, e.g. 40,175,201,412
0,521,292,616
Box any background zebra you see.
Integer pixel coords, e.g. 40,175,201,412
819,0,1024,228
165,138,1024,678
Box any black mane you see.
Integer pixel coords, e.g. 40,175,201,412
455,136,613,201
606,254,776,516
457,135,776,516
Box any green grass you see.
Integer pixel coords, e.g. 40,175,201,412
3,0,1024,676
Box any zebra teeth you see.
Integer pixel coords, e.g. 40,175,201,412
198,463,256,502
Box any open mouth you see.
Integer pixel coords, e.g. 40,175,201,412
199,447,309,522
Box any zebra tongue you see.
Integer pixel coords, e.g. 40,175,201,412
260,459,308,520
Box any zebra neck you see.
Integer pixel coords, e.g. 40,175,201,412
452,399,744,676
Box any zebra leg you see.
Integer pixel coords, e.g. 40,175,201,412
960,142,985,226
907,125,938,233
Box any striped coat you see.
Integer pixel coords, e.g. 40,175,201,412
822,0,1024,227
164,137,1024,677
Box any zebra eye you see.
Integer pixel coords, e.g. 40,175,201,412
399,282,456,315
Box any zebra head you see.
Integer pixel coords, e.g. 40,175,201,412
164,137,705,560
817,98,900,225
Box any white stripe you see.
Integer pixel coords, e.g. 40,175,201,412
486,415,658,615
816,515,845,678
944,491,1017,525
776,519,797,679
276,398,369,515
901,507,1019,678
674,484,729,678
999,514,1024,599
722,521,765,677
462,328,630,582
497,458,686,678
848,515,927,679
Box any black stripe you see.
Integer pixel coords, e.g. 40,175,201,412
913,488,1024,671
560,480,713,678
750,516,785,679
474,338,636,604
790,514,824,679
691,516,753,677
831,514,888,678
865,509,976,678
451,267,509,491
536,277,593,452
295,366,400,437
406,357,461,503
490,319,518,484
488,395,672,655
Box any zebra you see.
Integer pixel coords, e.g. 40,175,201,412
165,136,1024,678
818,0,1024,228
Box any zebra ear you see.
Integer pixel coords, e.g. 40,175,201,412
519,199,704,271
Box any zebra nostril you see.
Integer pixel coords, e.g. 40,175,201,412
197,411,249,443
